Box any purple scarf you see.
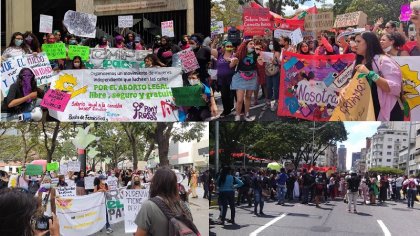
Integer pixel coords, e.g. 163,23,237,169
22,77,33,103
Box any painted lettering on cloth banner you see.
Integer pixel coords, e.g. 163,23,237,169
277,52,356,121
48,68,183,122
123,189,149,233
106,187,126,224
86,48,149,69
56,192,106,236
1,53,54,96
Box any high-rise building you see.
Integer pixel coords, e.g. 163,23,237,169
325,144,337,167
351,152,361,169
338,145,347,171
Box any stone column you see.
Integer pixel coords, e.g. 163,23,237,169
6,0,32,44
186,0,194,35
76,0,95,14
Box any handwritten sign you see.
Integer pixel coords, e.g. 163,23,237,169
330,75,375,121
261,52,274,63
68,45,90,61
123,189,149,233
106,176,119,191
171,85,206,107
243,7,272,36
161,20,174,37
274,29,292,39
56,186,77,197
41,89,72,112
63,10,97,38
84,176,95,190
1,53,54,96
290,28,303,46
39,14,53,34
26,164,43,176
177,49,200,73
47,162,60,171
59,164,68,175
211,21,224,36
118,15,133,28
42,43,67,60
334,11,367,28
67,161,80,172
304,12,334,31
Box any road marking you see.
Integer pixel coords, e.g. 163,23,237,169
377,220,391,236
249,213,287,236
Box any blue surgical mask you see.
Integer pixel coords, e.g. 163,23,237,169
69,40,77,45
247,48,254,53
15,39,23,47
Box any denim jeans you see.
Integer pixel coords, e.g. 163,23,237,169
302,186,310,203
396,186,402,200
220,191,235,221
266,72,280,101
105,208,110,228
277,185,287,204
254,190,264,213
407,189,417,208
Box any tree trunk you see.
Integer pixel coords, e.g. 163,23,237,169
131,140,138,170
156,123,173,167
43,122,60,163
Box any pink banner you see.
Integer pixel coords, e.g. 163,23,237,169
41,89,71,112
401,4,412,21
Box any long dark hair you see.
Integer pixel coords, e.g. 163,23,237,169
217,166,231,186
9,32,31,53
23,31,41,53
0,188,38,236
17,68,37,92
236,40,253,61
72,56,86,69
384,32,406,48
355,31,385,71
297,41,310,55
161,36,173,50
272,39,281,52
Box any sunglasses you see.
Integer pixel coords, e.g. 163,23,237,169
225,45,233,48
255,48,261,50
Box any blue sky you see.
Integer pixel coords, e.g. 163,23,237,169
337,122,380,170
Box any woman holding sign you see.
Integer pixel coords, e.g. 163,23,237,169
1,32,32,61
231,39,262,121
352,31,403,121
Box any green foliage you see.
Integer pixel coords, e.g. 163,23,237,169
266,0,321,16
368,166,404,175
344,0,402,25
212,0,243,27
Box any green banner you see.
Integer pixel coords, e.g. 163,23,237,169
47,162,59,171
171,85,206,107
42,43,67,60
68,45,90,61
25,164,43,176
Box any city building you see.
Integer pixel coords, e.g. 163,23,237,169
351,152,361,169
0,161,23,174
337,144,347,171
325,144,337,167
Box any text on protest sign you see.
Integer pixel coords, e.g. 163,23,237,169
67,161,81,172
243,7,272,36
56,192,106,236
68,45,90,61
63,10,97,38
274,29,292,39
86,48,149,69
106,176,119,191
56,186,77,197
59,164,68,175
161,20,174,37
304,12,334,31
42,43,67,60
39,14,53,34
290,28,303,46
46,162,60,171
278,51,356,121
334,11,367,28
118,15,133,28
106,187,126,224
41,89,72,112
1,53,54,96
211,21,224,36
177,49,200,73
84,176,95,190
48,68,183,122
123,189,149,233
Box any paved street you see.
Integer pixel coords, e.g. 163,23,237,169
93,179,209,236
210,196,420,236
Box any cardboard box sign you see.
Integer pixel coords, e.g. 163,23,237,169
334,11,367,28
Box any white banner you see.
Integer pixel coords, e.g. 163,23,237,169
48,68,183,122
123,189,149,233
106,187,126,224
86,48,150,69
118,15,133,28
39,14,53,34
56,186,77,197
56,192,106,236
1,53,54,96
63,10,97,38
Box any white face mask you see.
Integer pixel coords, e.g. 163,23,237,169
188,79,200,86
74,63,80,68
41,183,51,189
269,45,274,51
383,45,392,53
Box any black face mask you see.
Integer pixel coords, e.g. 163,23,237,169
134,181,140,185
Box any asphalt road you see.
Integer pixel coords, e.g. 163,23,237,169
210,196,420,236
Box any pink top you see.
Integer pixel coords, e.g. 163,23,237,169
372,55,402,121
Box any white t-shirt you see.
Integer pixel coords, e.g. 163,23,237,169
65,178,75,187
396,177,404,187
2,46,31,59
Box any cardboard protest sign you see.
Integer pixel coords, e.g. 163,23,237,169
106,187,126,224
123,189,149,233
26,164,44,176
243,7,272,36
39,14,53,34
171,85,206,107
278,51,356,121
290,28,303,46
68,45,90,61
274,29,291,39
84,176,95,190
42,43,67,60
56,192,106,236
261,52,274,63
86,48,149,69
48,68,183,122
41,89,71,112
1,53,54,96
394,57,420,120
47,162,60,171
211,21,224,36
67,161,80,172
304,12,334,31
177,49,200,73
330,74,375,121
161,20,174,37
118,15,133,28
56,186,77,197
63,10,97,38
334,11,367,28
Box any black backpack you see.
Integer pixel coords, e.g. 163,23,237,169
150,197,200,236
227,27,241,47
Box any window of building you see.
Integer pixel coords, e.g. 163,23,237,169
387,159,391,162
9,167,12,172
397,139,400,141
379,159,382,162
388,138,392,141
387,145,392,149
403,139,407,141
387,152,392,155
